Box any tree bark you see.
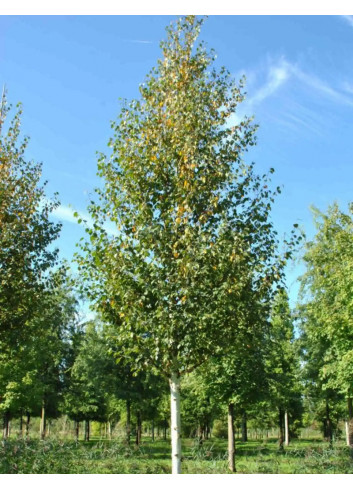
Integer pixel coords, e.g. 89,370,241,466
197,424,202,446
241,410,248,442
84,420,90,442
278,408,284,450
75,421,79,442
2,412,9,440
228,403,236,473
284,410,289,446
347,397,353,447
345,420,349,446
136,410,142,446
170,371,182,474
108,421,112,440
126,399,131,445
19,413,23,438
151,419,155,442
325,399,333,447
163,419,167,440
40,401,46,440
25,412,30,440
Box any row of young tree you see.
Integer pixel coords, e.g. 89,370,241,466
0,16,352,474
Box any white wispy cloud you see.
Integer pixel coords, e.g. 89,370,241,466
52,204,118,237
290,64,353,107
52,204,93,226
342,15,353,28
246,57,353,110
268,103,325,139
247,59,291,106
233,56,353,139
227,58,292,129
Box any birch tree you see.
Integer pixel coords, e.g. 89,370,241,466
77,16,297,473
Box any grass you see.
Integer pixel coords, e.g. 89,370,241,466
0,436,352,474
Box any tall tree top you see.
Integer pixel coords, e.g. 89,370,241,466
77,16,297,377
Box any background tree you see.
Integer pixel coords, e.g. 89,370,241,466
180,369,221,442
266,290,303,450
299,203,353,447
0,268,79,440
203,304,269,472
0,92,61,347
63,321,113,441
77,16,298,473
0,91,62,437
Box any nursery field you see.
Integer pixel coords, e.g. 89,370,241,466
1,435,352,474
2,14,353,478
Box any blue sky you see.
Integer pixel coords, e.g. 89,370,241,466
1,15,353,309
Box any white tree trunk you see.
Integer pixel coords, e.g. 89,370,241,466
40,402,46,440
284,410,289,446
170,371,182,474
228,403,235,472
345,420,350,446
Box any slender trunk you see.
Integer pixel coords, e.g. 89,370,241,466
108,421,112,440
2,412,9,440
163,419,167,440
138,413,142,444
75,421,79,442
347,397,353,447
25,412,30,440
325,399,333,447
151,419,155,442
136,410,142,446
278,408,284,450
40,401,46,440
170,371,182,474
19,414,23,438
228,403,236,473
197,424,202,446
284,410,289,446
84,420,90,442
157,425,160,438
126,400,131,445
241,410,247,442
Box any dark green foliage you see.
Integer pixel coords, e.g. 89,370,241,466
266,290,303,435
299,203,353,443
0,93,61,346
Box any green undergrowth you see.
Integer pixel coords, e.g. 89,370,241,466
0,437,352,474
